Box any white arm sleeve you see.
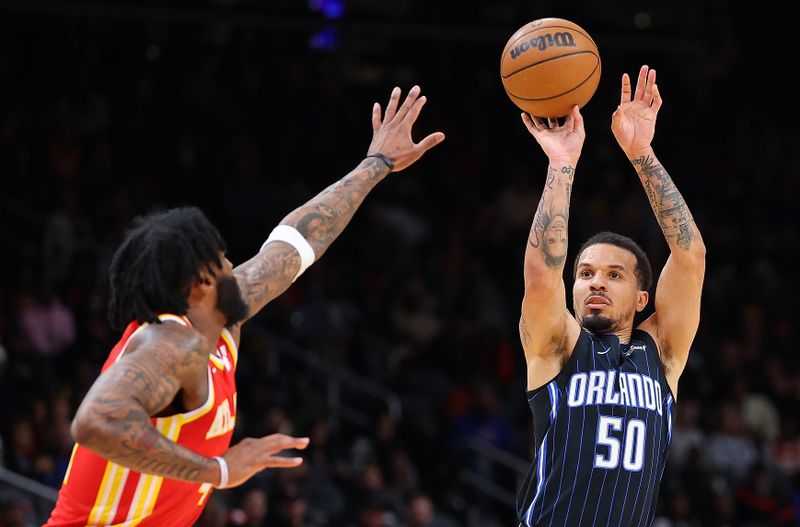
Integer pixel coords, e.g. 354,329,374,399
261,225,316,282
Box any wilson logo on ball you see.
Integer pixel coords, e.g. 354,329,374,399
500,18,601,118
509,32,576,59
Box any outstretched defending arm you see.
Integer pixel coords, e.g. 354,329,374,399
232,86,444,324
612,65,706,396
519,108,585,390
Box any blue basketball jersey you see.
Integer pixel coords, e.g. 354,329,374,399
517,329,675,527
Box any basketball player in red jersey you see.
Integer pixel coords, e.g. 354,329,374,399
45,85,445,527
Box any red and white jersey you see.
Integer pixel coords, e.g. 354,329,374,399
46,314,238,527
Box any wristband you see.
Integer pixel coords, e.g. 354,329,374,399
212,456,228,488
366,152,394,171
261,225,316,282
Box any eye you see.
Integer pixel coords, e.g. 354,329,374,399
580,270,592,278
610,271,621,279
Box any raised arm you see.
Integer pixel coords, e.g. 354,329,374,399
519,107,585,390
70,324,308,488
233,86,445,325
612,65,706,395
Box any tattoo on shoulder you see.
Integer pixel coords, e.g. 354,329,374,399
73,326,212,483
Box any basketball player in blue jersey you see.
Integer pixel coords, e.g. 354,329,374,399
515,65,706,526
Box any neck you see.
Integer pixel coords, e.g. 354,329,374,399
185,306,225,345
580,321,634,344
611,326,633,344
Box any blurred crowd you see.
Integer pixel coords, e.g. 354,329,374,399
1,3,799,526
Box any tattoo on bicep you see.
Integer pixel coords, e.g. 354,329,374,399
77,335,210,483
632,155,696,250
237,244,301,315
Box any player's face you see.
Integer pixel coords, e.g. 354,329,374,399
572,244,647,333
215,254,248,326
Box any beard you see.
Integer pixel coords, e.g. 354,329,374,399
216,275,249,326
581,312,616,333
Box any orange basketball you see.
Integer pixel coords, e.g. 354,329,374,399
500,18,601,118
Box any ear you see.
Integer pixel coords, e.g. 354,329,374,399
635,290,649,312
189,268,216,297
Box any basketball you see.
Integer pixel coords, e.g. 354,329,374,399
500,18,601,118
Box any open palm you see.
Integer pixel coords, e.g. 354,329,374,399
611,65,662,157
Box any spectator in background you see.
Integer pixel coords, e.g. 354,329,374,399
772,415,800,488
651,491,700,527
195,494,230,527
14,284,75,360
229,488,269,527
0,491,36,527
6,422,37,479
406,494,458,527
706,401,759,484
734,463,796,526
349,492,396,527
668,398,706,477
732,374,780,443
269,483,315,527
450,381,516,456
41,189,94,288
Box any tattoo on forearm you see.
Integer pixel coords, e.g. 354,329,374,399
234,157,389,319
528,165,574,268
632,155,696,250
75,333,212,483
288,157,388,255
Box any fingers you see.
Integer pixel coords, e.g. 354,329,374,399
521,113,536,134
383,87,401,122
568,105,583,132
404,94,427,125
652,83,663,112
371,102,382,132
521,113,548,133
257,434,309,468
633,65,648,101
415,131,446,153
394,85,421,122
521,112,568,133
261,456,304,468
620,73,631,104
643,68,656,103
262,434,310,453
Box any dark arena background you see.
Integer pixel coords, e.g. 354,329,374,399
1,1,798,526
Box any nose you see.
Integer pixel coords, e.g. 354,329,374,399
589,274,606,291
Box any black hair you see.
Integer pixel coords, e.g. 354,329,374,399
572,231,653,291
108,206,226,329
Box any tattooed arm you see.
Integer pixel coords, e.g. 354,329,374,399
71,323,310,487
518,107,585,390
232,86,444,332
612,66,706,396
71,324,222,483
